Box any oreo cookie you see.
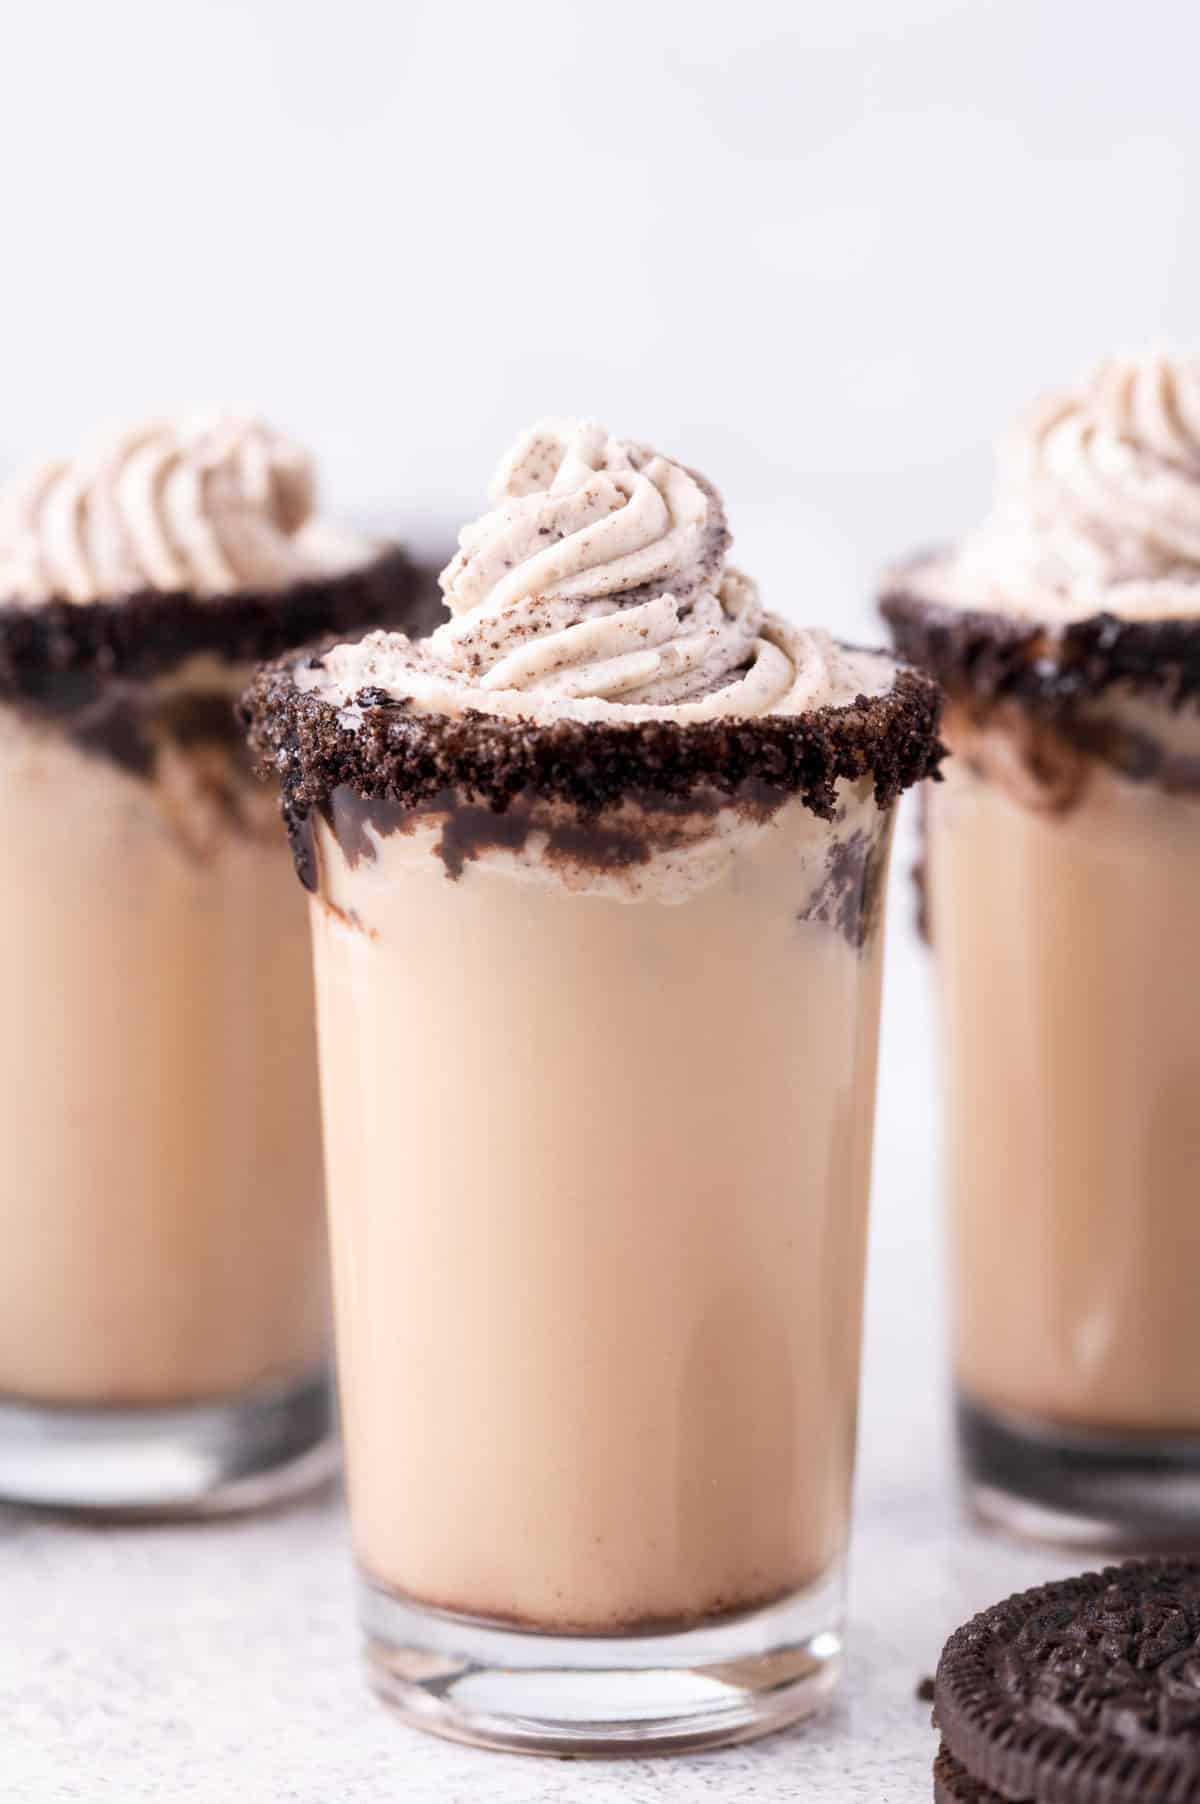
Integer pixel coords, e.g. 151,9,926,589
934,1744,1002,1803
933,1559,1200,1803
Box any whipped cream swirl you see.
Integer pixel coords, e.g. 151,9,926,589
0,413,371,605
304,418,889,725
935,351,1200,621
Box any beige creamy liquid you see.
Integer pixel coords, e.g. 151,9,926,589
929,709,1200,1434
0,711,328,1406
311,789,891,1633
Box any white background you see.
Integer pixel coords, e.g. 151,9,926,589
3,4,1196,1796
4,0,1198,628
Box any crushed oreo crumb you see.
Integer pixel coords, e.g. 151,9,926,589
933,1743,1000,1804
881,562,1200,712
0,547,442,699
240,650,945,885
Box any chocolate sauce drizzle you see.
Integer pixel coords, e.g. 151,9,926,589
317,782,778,888
801,824,892,950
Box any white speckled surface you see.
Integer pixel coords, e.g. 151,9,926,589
0,829,1085,1802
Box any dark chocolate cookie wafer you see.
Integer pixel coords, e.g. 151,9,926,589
934,1559,1200,1804
934,1743,1003,1803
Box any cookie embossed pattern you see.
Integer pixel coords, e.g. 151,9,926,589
933,1560,1200,1804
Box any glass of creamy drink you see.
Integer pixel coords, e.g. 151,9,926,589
0,413,435,1515
246,418,942,1752
883,351,1200,1548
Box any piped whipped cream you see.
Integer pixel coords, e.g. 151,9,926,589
0,413,372,605
301,417,891,724
927,351,1200,622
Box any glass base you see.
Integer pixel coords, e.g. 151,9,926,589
0,1368,337,1518
360,1566,843,1755
959,1392,1200,1552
